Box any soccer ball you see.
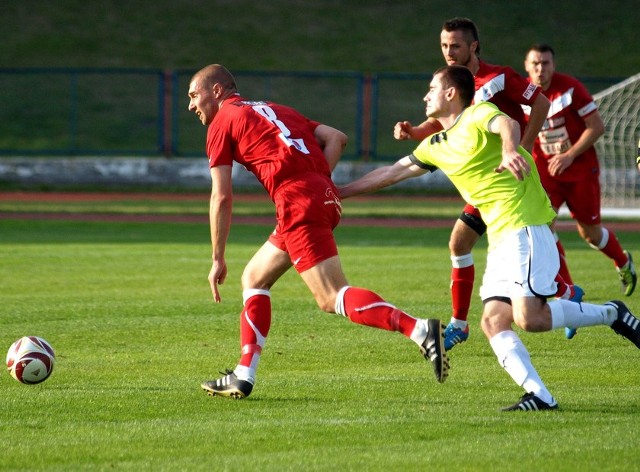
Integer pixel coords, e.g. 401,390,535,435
6,336,56,384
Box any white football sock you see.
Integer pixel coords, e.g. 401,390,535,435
489,330,555,405
234,365,255,384
549,300,617,330
409,319,427,346
449,318,468,330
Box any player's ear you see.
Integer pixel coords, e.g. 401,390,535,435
445,86,456,102
212,82,223,98
470,40,478,56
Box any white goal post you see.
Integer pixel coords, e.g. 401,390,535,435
592,72,640,216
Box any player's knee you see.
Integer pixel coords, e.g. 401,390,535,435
578,224,604,248
583,233,601,248
448,237,459,254
240,270,254,289
449,232,472,255
450,221,483,255
449,238,474,256
480,313,502,338
584,237,597,249
513,315,546,332
241,269,269,291
481,298,512,337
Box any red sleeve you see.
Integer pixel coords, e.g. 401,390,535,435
570,79,598,119
308,119,321,130
206,118,235,168
504,67,540,106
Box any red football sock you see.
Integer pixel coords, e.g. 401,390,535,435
554,274,574,299
238,291,271,369
597,228,628,268
556,239,574,285
451,265,474,322
341,287,417,337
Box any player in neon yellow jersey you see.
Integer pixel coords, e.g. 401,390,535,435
340,65,640,411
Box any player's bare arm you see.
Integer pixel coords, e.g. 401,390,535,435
548,111,605,176
394,117,444,141
520,93,550,152
208,165,233,303
339,156,427,198
489,115,531,181
314,124,348,172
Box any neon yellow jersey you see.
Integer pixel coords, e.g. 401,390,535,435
411,102,556,249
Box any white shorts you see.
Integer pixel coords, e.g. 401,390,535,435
479,225,559,301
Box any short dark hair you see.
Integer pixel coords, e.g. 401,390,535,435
442,17,480,55
193,64,238,92
526,43,555,57
434,65,475,107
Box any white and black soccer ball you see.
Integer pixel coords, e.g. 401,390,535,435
6,336,56,384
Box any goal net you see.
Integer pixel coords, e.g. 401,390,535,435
593,72,640,215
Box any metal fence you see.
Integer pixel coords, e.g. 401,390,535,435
0,68,622,161
0,68,167,156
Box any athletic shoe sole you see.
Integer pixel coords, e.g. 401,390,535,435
608,300,640,348
502,392,558,411
201,370,254,399
420,319,449,383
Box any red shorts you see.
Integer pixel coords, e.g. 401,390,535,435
268,173,341,273
540,172,601,225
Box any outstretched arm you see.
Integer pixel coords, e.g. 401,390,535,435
314,124,348,172
489,115,531,181
394,117,444,141
208,165,233,303
339,156,427,198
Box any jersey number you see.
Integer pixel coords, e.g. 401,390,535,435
252,105,310,154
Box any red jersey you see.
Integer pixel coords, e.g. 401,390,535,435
474,60,541,132
524,72,599,182
206,95,331,198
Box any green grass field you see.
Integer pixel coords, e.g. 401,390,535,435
1,2,638,467
1,200,639,471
